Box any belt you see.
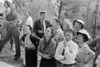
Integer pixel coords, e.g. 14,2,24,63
58,61,75,66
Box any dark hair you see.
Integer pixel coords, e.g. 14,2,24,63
64,28,75,36
73,20,84,29
77,32,88,42
27,25,32,32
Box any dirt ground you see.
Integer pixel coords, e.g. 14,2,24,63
0,42,41,67
0,43,23,67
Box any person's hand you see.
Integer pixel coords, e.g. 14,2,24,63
61,56,65,61
42,54,51,59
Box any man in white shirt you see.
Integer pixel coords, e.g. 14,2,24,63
55,29,78,67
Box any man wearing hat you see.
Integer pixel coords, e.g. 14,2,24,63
33,10,52,38
73,19,92,44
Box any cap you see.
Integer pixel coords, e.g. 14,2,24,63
40,10,47,13
73,19,84,26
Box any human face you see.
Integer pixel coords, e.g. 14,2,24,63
53,20,57,27
64,31,73,41
76,34,84,45
6,8,11,14
24,27,31,34
73,22,81,31
11,2,16,9
53,20,60,29
40,13,46,20
44,28,52,38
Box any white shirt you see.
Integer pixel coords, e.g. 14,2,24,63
25,16,33,28
25,34,35,48
55,40,78,64
43,20,46,31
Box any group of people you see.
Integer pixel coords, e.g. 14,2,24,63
21,9,98,67
0,1,100,67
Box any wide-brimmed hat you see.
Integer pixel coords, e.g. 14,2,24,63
77,31,88,42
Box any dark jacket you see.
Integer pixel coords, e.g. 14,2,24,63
21,33,40,48
33,19,52,38
88,37,100,52
88,37,100,66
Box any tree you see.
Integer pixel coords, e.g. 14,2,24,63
92,1,99,39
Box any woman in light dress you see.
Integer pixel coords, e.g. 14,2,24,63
76,31,95,67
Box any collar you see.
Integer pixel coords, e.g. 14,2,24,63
64,40,72,46
79,43,86,48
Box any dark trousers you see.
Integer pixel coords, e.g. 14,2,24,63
0,26,20,59
10,38,14,50
25,48,37,67
40,57,56,67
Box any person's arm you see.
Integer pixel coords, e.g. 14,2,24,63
64,42,78,60
30,33,40,48
38,39,43,55
84,45,95,64
37,39,51,59
45,20,52,28
88,37,98,52
20,34,27,42
14,11,20,22
55,42,65,61
47,39,56,57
